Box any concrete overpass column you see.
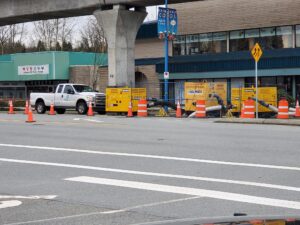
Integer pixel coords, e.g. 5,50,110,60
94,5,147,87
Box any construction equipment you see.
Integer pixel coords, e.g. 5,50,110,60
106,88,146,113
184,82,227,112
231,87,277,113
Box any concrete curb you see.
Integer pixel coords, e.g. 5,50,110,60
215,118,300,126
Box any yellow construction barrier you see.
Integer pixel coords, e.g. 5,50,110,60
106,88,147,113
231,87,277,113
184,82,227,111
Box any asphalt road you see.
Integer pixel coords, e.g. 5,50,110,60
0,113,300,225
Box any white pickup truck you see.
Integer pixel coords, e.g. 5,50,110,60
30,83,106,115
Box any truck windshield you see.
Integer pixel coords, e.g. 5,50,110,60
73,85,93,93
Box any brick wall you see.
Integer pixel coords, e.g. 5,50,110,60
69,66,102,92
97,65,160,99
172,0,300,34
98,67,108,94
136,65,160,99
135,38,172,59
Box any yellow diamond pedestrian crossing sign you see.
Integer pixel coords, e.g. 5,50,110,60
251,43,263,62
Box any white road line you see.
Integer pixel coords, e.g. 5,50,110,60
100,196,201,215
0,143,299,171
0,195,56,200
2,211,106,225
2,197,199,225
73,118,103,123
0,200,22,209
0,157,300,192
66,176,300,210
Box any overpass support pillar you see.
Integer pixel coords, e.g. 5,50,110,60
94,5,147,87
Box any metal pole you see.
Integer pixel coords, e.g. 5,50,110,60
255,61,258,119
164,0,169,112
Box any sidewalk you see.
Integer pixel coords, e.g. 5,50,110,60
215,118,300,126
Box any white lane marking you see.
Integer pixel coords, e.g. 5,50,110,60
1,197,199,225
0,158,299,193
73,118,103,123
2,211,105,225
0,195,56,200
0,143,299,172
0,200,22,209
66,176,300,210
100,196,201,215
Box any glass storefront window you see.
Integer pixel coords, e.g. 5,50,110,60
212,32,227,53
276,26,293,48
199,33,213,54
260,76,276,87
229,30,248,52
260,27,276,50
245,29,259,50
296,25,300,48
186,34,199,55
173,35,186,56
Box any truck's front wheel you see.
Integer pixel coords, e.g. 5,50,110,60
35,101,46,114
77,101,88,115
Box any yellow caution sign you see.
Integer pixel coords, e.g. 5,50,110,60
251,43,263,62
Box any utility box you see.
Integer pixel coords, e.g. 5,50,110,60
106,88,147,113
231,87,277,112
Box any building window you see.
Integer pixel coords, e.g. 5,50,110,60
199,33,213,54
186,34,199,55
212,32,227,53
296,25,300,48
173,35,186,56
245,29,260,50
275,26,293,49
229,30,248,52
260,27,276,50
260,77,276,87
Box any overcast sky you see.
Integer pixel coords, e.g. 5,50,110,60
24,6,159,46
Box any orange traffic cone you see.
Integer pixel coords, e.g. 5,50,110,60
240,102,245,118
127,101,133,117
176,101,182,118
48,103,56,115
8,100,16,114
24,100,29,115
87,101,94,116
26,107,36,123
295,100,300,118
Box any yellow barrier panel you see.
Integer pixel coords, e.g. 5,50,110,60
231,87,277,113
184,82,227,111
106,88,147,113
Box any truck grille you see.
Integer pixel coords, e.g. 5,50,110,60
95,94,106,107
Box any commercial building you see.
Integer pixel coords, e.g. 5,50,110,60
0,52,107,99
99,0,300,101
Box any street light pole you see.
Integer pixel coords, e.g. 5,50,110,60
164,0,169,112
255,61,258,119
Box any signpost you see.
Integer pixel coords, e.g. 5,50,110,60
158,3,178,112
251,43,263,119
